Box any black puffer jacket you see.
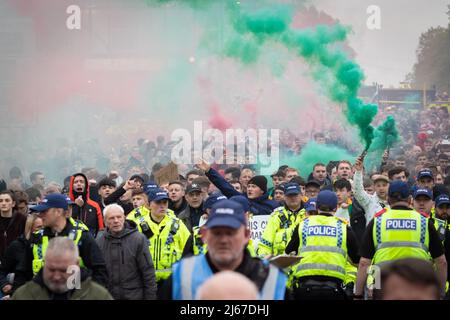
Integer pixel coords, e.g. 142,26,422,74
96,221,157,300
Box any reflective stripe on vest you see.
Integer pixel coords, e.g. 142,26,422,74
181,257,196,300
157,268,172,274
376,241,428,251
260,264,280,300
300,245,346,256
295,263,346,275
174,255,286,300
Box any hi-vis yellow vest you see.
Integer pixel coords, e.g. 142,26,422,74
372,208,430,265
127,208,190,282
257,207,305,257
32,227,85,274
291,215,348,281
432,217,447,244
127,206,176,228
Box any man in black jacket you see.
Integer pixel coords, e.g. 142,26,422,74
95,178,117,212
103,176,143,215
178,183,204,232
28,194,108,287
168,181,187,216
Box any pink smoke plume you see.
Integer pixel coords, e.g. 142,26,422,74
197,76,234,131
208,104,233,131
6,0,147,117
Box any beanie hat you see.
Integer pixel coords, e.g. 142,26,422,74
247,176,267,193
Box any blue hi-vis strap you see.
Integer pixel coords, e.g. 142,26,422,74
376,217,382,245
337,220,343,248
420,216,426,244
301,218,310,247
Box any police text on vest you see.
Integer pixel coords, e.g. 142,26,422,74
385,219,417,230
307,226,337,237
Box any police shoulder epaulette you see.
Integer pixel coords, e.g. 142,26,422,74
374,208,387,217
336,217,349,224
418,211,430,218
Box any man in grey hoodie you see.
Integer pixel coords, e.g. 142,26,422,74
97,204,156,300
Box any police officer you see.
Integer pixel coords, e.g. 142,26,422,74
285,190,360,300
127,189,176,223
258,183,305,258
192,192,227,255
126,188,192,287
193,194,257,257
433,194,450,243
413,188,447,244
28,193,108,287
433,194,450,296
355,181,447,299
159,200,288,300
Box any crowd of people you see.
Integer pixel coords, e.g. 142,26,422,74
1,104,450,300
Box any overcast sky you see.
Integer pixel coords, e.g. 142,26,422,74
313,0,449,88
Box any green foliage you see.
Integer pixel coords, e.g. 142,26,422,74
408,7,450,93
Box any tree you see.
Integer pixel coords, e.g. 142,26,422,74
407,6,450,93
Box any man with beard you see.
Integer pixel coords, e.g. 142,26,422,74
12,237,112,300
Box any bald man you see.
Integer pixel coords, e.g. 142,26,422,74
197,271,258,300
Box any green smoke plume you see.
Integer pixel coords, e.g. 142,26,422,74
282,142,356,176
144,0,399,154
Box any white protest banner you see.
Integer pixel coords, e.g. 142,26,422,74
248,215,270,251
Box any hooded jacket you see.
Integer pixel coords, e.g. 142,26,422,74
206,168,280,216
69,173,104,236
96,221,157,300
